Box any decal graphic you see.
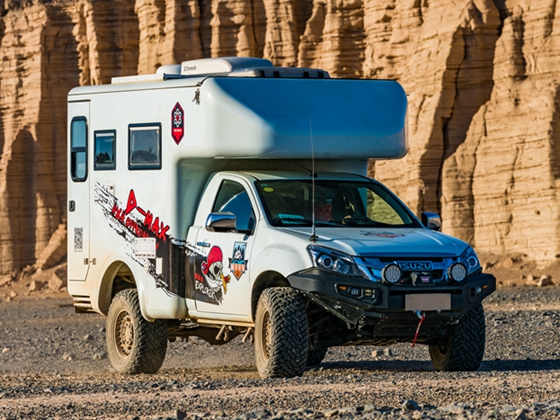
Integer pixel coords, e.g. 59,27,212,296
191,246,230,305
229,242,248,280
171,102,184,145
360,230,405,238
95,183,181,293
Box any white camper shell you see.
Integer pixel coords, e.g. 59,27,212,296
67,57,495,378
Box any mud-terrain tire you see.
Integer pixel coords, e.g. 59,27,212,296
106,289,168,374
254,287,309,378
307,347,328,366
429,302,486,371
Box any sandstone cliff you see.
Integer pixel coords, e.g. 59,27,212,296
1,0,559,274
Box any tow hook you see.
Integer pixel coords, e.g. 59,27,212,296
411,310,426,347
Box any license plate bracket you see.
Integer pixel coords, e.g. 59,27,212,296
405,293,451,311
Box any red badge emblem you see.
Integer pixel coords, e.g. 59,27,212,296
171,102,184,145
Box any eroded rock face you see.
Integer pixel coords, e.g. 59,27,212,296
1,0,560,273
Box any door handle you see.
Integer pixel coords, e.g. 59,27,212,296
197,242,210,248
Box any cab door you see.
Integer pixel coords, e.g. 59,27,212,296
67,101,90,282
193,179,257,316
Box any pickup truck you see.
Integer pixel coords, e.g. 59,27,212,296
67,57,496,378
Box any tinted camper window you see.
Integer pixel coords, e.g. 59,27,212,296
128,124,161,170
94,130,116,170
71,117,87,182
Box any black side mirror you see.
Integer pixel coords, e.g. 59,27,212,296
206,212,236,232
421,212,441,231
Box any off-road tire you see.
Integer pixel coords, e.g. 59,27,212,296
106,289,168,374
429,302,486,371
307,347,328,366
254,287,309,378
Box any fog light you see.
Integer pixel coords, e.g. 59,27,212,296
382,263,401,284
349,287,361,297
448,263,467,282
364,288,373,297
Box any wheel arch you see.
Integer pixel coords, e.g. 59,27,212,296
251,270,290,319
98,260,149,316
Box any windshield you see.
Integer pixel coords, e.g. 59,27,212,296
255,179,420,228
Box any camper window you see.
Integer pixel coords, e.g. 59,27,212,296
70,117,88,182
128,124,162,170
94,130,116,170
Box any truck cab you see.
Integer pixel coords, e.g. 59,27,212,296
67,57,495,378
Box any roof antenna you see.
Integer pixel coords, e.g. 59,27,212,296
309,119,318,243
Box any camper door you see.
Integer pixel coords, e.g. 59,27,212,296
67,101,90,281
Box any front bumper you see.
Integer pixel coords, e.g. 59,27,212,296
287,268,496,344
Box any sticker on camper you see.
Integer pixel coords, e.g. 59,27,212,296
74,227,83,252
171,102,184,145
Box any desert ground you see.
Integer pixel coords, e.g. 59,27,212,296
0,258,559,419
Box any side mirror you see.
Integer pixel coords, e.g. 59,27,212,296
206,212,236,232
421,212,441,232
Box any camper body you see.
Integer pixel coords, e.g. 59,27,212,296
67,58,495,378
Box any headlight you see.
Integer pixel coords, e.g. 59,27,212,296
447,247,481,283
460,247,481,275
308,246,361,277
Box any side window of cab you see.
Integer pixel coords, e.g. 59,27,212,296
213,180,256,232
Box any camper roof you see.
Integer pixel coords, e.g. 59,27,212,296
111,57,330,84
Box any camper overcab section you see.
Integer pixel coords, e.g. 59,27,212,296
67,57,495,378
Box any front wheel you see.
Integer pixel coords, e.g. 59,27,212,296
307,347,328,366
429,303,486,371
254,287,309,378
106,289,168,374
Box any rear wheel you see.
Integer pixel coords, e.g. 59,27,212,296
429,303,486,371
106,289,168,374
254,287,308,378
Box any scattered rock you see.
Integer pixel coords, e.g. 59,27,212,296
501,257,514,269
48,273,65,292
9,290,17,298
0,276,11,287
538,275,552,287
29,280,43,292
514,408,527,420
62,353,73,362
2,347,9,353
92,352,107,360
83,334,93,341
371,350,383,357
175,410,187,420
324,409,338,418
402,400,420,411
439,404,465,414
383,348,392,356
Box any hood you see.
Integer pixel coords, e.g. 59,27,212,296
281,227,470,258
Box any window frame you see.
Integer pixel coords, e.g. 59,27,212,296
212,179,256,234
93,129,117,171
70,116,88,182
128,123,162,170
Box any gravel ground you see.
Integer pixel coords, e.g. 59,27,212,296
0,287,559,419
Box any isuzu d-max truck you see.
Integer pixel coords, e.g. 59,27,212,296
67,57,496,378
